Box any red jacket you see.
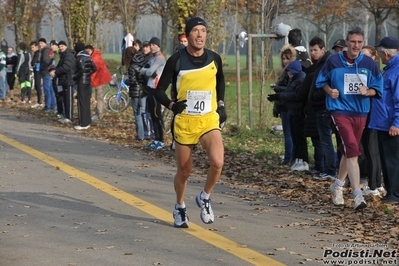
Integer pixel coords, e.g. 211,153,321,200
90,49,112,87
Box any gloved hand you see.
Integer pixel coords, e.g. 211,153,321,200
267,94,280,102
216,106,227,124
171,100,187,115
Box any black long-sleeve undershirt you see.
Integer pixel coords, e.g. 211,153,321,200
154,48,225,109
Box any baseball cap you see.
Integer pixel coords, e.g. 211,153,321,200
375,36,399,49
332,39,347,49
50,40,58,46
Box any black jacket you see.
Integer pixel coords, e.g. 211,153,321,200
74,51,97,85
126,52,146,98
276,71,306,113
55,48,75,86
6,54,17,73
308,51,332,111
39,45,52,75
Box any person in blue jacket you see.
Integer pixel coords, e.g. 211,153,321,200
369,36,399,204
315,26,383,210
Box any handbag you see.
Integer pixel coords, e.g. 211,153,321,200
142,112,155,139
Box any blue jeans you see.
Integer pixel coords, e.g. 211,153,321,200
42,75,56,110
131,96,147,140
281,111,293,163
316,110,336,175
0,70,6,99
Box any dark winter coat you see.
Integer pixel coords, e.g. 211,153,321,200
308,51,332,112
6,53,17,73
39,45,52,75
55,48,75,86
126,52,146,98
74,51,97,85
272,44,297,117
276,60,306,113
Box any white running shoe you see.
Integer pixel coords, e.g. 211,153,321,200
329,182,344,205
173,205,189,228
354,194,367,210
195,191,214,224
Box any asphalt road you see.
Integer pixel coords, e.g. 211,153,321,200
0,108,340,266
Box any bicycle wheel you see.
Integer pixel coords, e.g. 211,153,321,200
108,94,129,112
103,85,119,112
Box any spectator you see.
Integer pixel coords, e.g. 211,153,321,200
178,34,188,46
271,44,296,165
140,37,166,150
125,44,147,141
0,47,6,100
84,44,112,121
5,47,17,102
16,42,32,104
308,38,336,180
268,60,308,171
73,42,97,130
359,45,384,197
49,40,75,124
331,39,347,54
30,41,43,108
288,28,312,69
315,26,383,210
49,40,63,116
369,36,399,204
38,38,56,111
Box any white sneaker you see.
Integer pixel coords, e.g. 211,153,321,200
291,159,299,171
173,205,189,228
354,194,367,210
91,115,99,121
31,103,42,108
60,118,72,124
6,99,12,103
329,182,344,205
18,100,26,104
195,191,214,224
363,186,381,197
28,100,31,104
296,161,309,171
74,125,90,130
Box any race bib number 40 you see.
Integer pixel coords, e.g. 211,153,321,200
344,73,367,94
186,90,212,115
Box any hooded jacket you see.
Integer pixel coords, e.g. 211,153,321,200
126,52,146,98
90,49,112,87
55,48,75,86
276,60,306,112
74,50,97,85
315,52,383,116
369,54,399,131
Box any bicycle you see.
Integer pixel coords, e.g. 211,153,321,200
106,67,130,113
102,74,120,112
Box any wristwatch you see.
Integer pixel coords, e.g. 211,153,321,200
218,101,225,107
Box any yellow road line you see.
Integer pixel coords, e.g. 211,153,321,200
0,133,285,266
